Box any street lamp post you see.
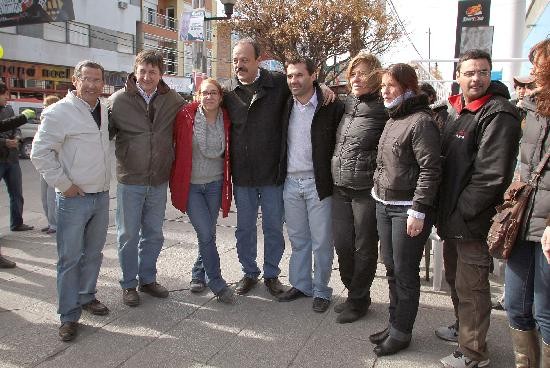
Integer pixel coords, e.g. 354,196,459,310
204,0,237,21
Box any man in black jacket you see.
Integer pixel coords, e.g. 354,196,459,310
0,108,35,268
0,82,34,234
276,58,344,313
222,38,290,296
437,49,521,368
223,39,334,296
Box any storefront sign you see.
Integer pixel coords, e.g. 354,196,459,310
0,60,72,82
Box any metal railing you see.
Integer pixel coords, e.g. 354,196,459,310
143,7,178,32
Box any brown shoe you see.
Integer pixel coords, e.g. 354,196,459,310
82,299,109,315
123,288,140,306
264,277,285,296
0,255,16,269
58,322,78,342
235,276,258,295
138,282,169,298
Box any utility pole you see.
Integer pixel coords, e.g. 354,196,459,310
428,27,431,76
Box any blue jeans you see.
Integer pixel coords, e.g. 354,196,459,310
117,182,168,289
376,203,433,342
56,191,109,323
284,177,333,300
41,176,57,230
186,180,228,294
505,240,550,343
0,162,24,230
234,184,285,279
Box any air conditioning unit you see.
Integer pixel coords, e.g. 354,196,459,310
118,1,128,9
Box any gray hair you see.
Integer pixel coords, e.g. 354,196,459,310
74,60,105,80
234,37,261,59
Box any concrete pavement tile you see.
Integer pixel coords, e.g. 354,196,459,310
0,309,45,340
0,316,79,368
290,334,375,367
123,318,240,366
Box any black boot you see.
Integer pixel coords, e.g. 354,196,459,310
373,336,410,356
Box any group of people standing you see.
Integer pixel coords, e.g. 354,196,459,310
13,35,547,368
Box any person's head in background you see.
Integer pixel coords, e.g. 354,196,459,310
512,75,535,101
419,82,437,104
43,95,60,108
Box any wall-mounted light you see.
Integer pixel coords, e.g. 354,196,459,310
204,0,236,21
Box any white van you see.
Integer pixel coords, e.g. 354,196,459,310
7,99,44,159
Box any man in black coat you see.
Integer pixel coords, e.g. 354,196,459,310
437,49,521,368
0,107,36,268
276,58,344,313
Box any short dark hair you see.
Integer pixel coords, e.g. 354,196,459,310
0,81,7,95
74,60,105,80
384,63,420,95
419,82,437,100
234,37,261,59
135,49,165,75
456,49,492,72
285,58,316,75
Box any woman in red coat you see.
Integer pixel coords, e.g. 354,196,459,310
170,78,233,303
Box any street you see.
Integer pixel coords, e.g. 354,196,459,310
0,154,513,368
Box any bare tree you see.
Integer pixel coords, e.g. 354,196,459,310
225,0,402,83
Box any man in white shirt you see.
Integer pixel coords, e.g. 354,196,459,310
31,60,111,342
277,58,344,312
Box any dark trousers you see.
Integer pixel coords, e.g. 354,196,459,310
0,162,24,230
444,239,492,361
376,203,433,341
443,240,460,325
332,186,379,311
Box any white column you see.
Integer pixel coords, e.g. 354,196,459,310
491,0,526,91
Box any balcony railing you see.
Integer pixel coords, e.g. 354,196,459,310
143,7,178,32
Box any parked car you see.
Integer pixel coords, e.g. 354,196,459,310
7,100,43,159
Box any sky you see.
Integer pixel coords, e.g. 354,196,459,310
382,0,537,90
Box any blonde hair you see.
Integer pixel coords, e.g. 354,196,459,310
346,52,382,93
43,95,60,107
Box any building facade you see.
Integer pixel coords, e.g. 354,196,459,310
0,0,141,99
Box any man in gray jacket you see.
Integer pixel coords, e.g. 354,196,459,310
31,60,111,342
108,50,184,307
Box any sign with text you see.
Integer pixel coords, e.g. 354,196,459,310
454,0,491,58
0,60,72,82
0,0,75,27
179,10,204,41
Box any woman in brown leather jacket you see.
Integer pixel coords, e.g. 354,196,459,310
369,63,441,356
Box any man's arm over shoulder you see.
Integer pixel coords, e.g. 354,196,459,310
30,107,72,192
457,110,521,219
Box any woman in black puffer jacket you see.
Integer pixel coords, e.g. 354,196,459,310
330,52,387,324
370,63,441,356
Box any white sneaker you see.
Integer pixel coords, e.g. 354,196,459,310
435,322,459,342
440,351,490,368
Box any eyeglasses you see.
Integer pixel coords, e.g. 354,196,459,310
200,91,220,97
77,76,103,84
459,70,490,78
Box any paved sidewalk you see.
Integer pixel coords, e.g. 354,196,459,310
0,160,513,367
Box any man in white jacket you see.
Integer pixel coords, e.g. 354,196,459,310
31,60,111,342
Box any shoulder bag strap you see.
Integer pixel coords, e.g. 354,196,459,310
529,151,550,184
